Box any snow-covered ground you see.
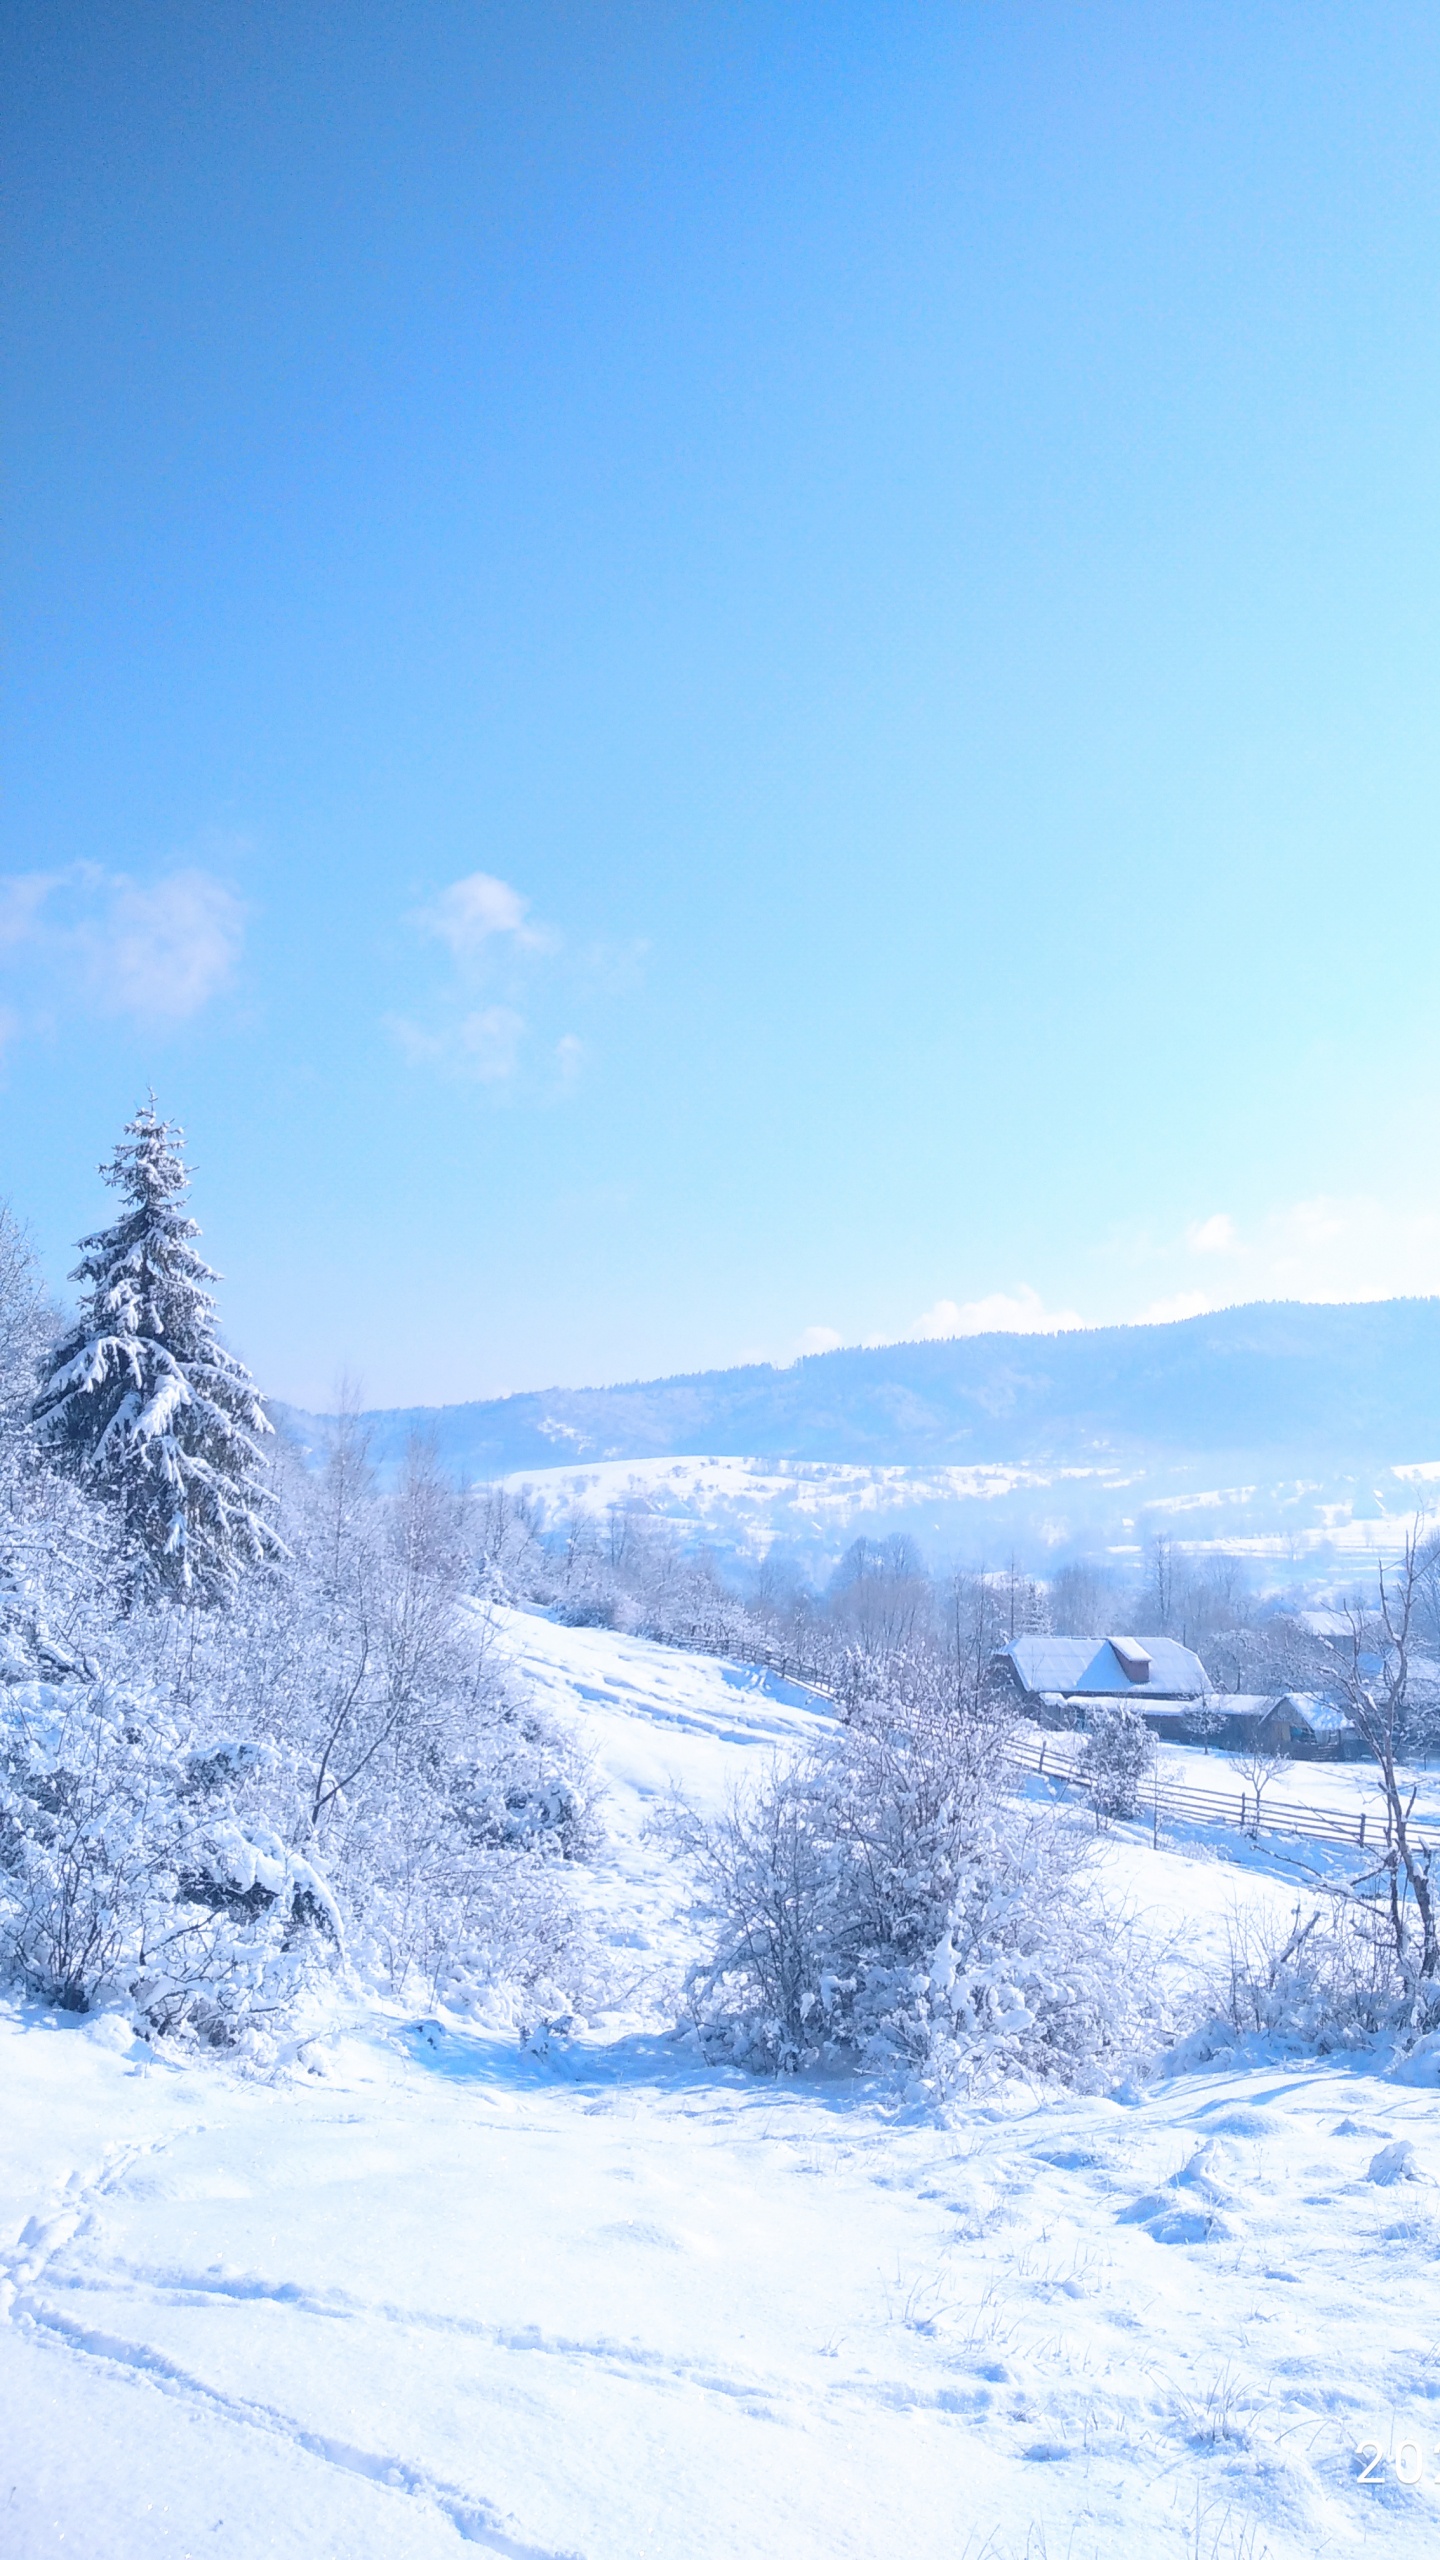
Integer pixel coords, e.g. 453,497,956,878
3,1612,1440,2558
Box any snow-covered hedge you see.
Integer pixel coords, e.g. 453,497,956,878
1170,1892,1440,2069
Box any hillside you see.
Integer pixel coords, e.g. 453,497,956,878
1,1609,1430,2560
280,1299,1440,1575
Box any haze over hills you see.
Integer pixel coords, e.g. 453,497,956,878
281,1299,1440,1581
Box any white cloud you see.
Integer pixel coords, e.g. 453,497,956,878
100,870,245,1021
417,871,551,963
0,861,245,1034
1277,1196,1350,1255
395,871,586,1098
0,874,56,951
1133,1192,1440,1321
386,1005,526,1084
900,1285,1087,1342
1186,1213,1238,1255
786,1285,1090,1362
458,1006,525,1083
792,1195,1440,1376
383,1014,444,1066
1140,1288,1220,1324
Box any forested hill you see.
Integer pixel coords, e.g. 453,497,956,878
281,1297,1440,1478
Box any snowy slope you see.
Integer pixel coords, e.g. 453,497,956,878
2,1616,1438,2559
486,1609,835,2007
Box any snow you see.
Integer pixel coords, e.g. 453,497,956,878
3,1610,1439,2556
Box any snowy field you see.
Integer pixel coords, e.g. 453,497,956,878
4,1611,1440,2558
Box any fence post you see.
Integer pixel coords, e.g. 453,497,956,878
1359,1812,1365,1849
1038,1740,1046,1775
1238,1791,1246,1832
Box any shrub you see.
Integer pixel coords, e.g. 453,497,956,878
1175,1892,1440,2066
0,1676,337,2046
1078,1703,1156,1820
669,1685,1144,2091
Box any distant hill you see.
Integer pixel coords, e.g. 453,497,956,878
282,1298,1440,1473
277,1299,1440,1576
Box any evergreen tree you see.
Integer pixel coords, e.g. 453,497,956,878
33,1101,281,1601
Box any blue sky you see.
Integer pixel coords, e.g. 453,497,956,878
4,2,1440,1408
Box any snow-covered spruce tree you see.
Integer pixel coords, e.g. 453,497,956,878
32,1102,282,1603
1078,1702,1156,1821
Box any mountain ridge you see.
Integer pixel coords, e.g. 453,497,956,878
278,1296,1440,1479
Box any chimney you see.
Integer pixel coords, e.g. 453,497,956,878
1111,1638,1152,1684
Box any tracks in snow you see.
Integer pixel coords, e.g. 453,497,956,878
0,2123,576,2558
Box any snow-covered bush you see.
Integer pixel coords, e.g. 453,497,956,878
1175,1889,1440,2067
0,1439,598,2040
276,1430,598,2017
1214,1901,1397,2048
329,1661,599,2024
0,1673,336,2044
671,1679,1144,2091
1078,1703,1155,1820
128,1421,602,2028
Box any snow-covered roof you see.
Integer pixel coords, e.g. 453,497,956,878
1191,1693,1283,1723
1289,1608,1353,1638
1003,1635,1210,1699
1276,1692,1360,1738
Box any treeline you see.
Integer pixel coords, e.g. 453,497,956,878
475,1479,1415,1714
474,1494,1038,1708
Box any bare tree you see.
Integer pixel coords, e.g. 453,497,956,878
826,1536,933,1673
0,1202,54,1425
1145,1535,1179,1633
1000,1553,1048,1640
1235,1728,1291,1838
942,1569,1013,1716
1047,1561,1117,1638
1338,1524,1440,1990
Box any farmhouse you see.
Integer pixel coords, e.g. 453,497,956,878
993,1635,1210,1734
992,1637,1364,1757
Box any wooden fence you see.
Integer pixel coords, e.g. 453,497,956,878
1008,1727,1440,1855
